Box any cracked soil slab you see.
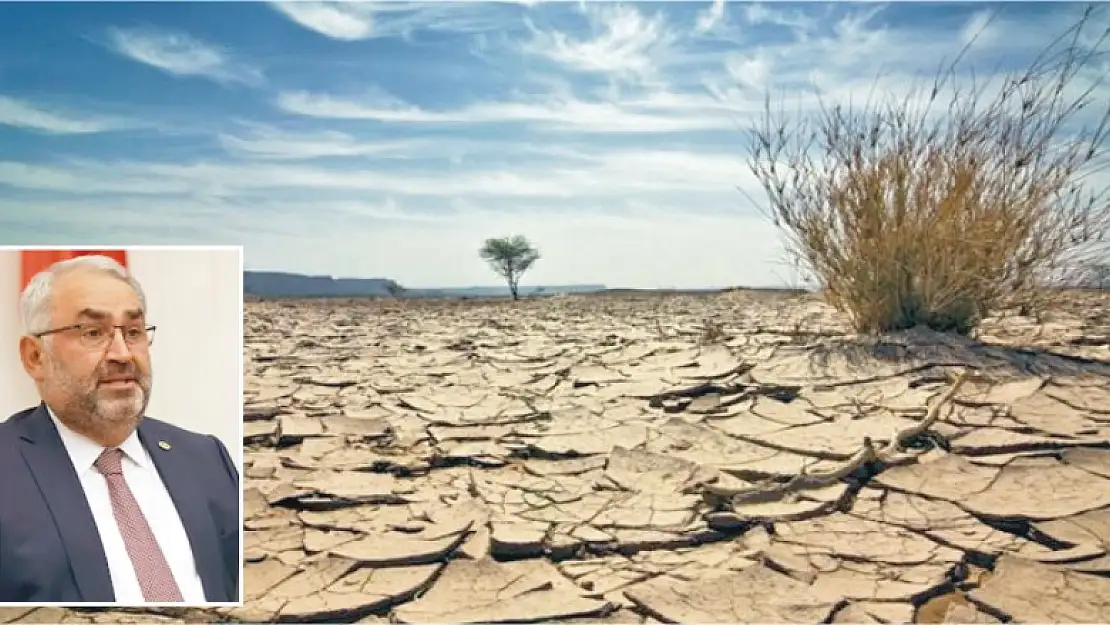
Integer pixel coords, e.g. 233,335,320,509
39,291,1109,624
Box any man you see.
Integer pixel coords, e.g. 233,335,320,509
0,254,239,604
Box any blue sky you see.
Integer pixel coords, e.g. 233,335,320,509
0,1,1107,288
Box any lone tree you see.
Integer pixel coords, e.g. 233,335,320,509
745,6,1110,335
479,235,540,300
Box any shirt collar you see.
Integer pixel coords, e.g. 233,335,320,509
45,404,148,473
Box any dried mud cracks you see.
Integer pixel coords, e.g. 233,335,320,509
11,292,1110,623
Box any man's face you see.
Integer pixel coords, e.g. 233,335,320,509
37,269,153,428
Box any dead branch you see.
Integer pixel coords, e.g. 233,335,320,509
707,370,970,505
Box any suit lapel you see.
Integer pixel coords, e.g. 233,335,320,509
17,404,115,602
137,421,227,602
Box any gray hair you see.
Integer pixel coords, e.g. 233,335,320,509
20,255,147,336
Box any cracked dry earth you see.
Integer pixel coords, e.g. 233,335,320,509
5,290,1110,624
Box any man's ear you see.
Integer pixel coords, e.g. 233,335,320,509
19,335,47,382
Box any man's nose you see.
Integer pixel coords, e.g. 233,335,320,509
104,328,135,361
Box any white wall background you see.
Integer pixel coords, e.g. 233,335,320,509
0,247,243,470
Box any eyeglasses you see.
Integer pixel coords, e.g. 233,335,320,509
32,323,157,350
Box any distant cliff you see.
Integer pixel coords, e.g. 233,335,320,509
243,271,606,299
244,271,403,298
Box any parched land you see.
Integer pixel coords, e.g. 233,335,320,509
5,290,1110,624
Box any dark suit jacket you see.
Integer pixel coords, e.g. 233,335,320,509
0,403,239,603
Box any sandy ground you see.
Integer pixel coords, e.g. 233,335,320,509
4,289,1110,623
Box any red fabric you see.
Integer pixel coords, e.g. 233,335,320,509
20,250,129,289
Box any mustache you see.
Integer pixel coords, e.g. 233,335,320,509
96,365,148,385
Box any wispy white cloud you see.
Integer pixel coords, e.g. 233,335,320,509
275,87,741,133
0,143,761,201
519,3,675,82
268,2,375,40
277,3,1110,140
0,96,129,134
741,3,821,39
269,1,509,40
217,123,425,160
216,122,566,163
694,0,726,35
104,26,264,86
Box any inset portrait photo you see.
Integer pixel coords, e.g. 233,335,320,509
0,246,243,607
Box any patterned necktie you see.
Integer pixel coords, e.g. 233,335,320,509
93,448,184,602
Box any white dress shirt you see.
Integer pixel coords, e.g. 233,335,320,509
47,407,207,604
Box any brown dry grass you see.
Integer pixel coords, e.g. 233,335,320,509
747,6,1110,335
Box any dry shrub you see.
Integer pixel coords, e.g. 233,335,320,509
747,6,1110,335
